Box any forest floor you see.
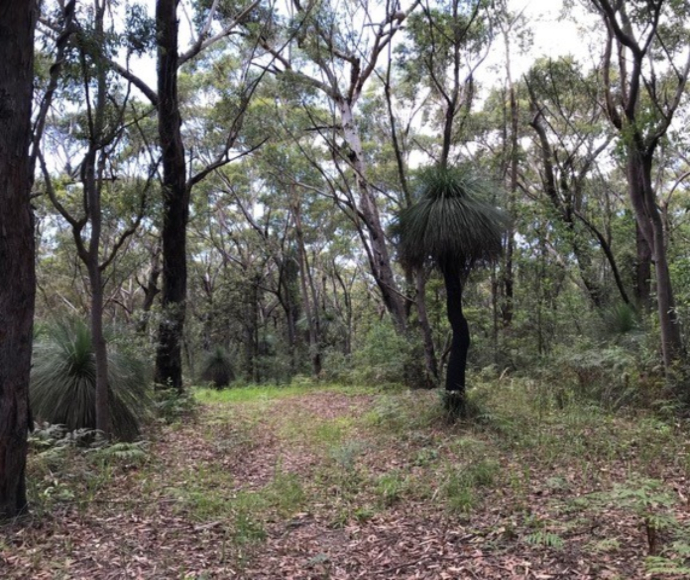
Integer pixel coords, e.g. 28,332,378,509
3,378,690,579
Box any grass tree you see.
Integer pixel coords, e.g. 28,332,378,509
396,166,507,416
30,320,152,442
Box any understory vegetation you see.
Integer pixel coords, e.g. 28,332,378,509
3,0,690,577
4,376,690,579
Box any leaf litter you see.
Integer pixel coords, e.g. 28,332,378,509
2,388,690,579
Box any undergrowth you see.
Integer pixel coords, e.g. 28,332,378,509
11,372,690,578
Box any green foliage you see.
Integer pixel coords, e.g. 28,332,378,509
263,471,306,517
442,390,467,419
441,458,500,515
124,3,156,56
395,165,509,271
375,470,409,507
645,556,690,576
544,340,663,410
154,388,198,424
607,478,678,529
348,321,414,386
30,319,152,441
524,530,565,549
588,477,690,559
602,302,640,336
88,441,149,467
199,346,235,388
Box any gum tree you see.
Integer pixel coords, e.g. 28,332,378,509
589,0,690,371
0,0,38,519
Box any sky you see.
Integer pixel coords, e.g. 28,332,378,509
490,0,601,78
125,0,600,92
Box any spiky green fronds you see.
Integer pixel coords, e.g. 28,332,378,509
30,319,152,441
396,166,509,271
199,346,235,389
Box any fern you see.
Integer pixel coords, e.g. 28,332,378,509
525,531,565,549
89,441,149,465
645,556,690,575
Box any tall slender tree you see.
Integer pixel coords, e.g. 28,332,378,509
155,0,188,391
257,0,419,333
38,12,151,437
590,0,690,371
149,0,262,390
0,0,38,519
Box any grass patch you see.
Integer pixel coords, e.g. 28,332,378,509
278,415,357,447
194,383,375,404
440,458,501,515
374,469,409,507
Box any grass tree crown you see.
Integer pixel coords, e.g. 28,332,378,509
396,166,509,273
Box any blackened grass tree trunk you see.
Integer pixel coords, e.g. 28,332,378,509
440,257,470,409
0,0,37,519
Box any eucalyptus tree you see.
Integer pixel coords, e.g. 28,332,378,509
399,0,494,164
256,0,420,334
494,1,532,328
105,0,265,390
396,167,507,414
0,0,38,520
588,0,690,372
524,57,629,307
37,1,153,437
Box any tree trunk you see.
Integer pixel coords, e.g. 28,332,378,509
276,254,300,374
635,222,652,309
136,244,161,335
84,16,110,436
415,269,438,385
82,147,110,436
88,263,110,436
575,212,631,305
441,260,470,414
292,199,321,377
0,0,37,519
155,0,189,392
333,263,353,356
245,275,260,383
338,99,408,334
502,70,518,327
628,148,682,367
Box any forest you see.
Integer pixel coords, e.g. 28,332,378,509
2,0,690,577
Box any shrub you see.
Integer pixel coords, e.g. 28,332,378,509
30,319,152,441
199,346,235,388
602,302,640,336
349,321,417,386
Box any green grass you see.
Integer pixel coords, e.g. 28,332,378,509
194,383,375,404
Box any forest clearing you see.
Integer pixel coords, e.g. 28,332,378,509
3,1,690,578
4,381,690,579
